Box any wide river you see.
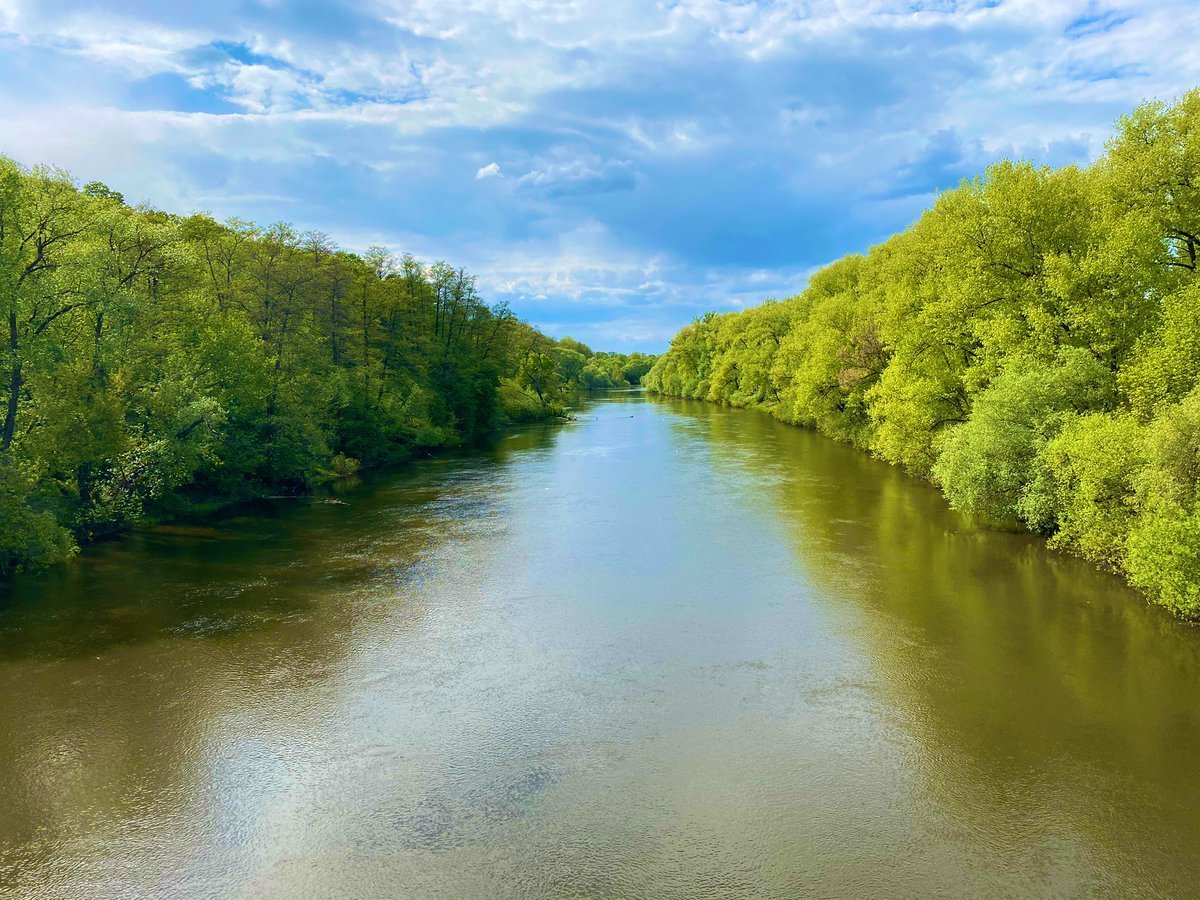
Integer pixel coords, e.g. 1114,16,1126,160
1,391,1198,899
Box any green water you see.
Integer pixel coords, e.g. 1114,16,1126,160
1,390,1197,899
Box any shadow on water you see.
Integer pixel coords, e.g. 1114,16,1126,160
0,411,578,890
658,395,1200,896
0,413,572,663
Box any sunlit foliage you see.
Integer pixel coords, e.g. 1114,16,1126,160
646,89,1200,618
0,161,647,574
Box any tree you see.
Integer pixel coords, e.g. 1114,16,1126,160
0,157,595,575
644,89,1200,619
0,160,91,455
518,352,564,411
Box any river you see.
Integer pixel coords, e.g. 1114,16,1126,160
1,390,1197,899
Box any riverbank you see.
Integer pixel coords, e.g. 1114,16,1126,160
0,153,654,578
0,399,580,585
644,89,1200,621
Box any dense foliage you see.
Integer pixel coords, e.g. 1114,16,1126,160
553,337,657,391
0,160,650,575
646,89,1200,619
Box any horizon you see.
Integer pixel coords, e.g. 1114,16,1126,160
2,1,1197,352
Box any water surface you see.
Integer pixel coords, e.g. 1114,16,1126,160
1,391,1198,898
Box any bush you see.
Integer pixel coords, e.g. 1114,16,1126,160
933,350,1114,521
1127,509,1200,618
0,462,75,575
1021,413,1146,569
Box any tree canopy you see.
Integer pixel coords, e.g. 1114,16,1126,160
645,88,1200,619
0,160,652,575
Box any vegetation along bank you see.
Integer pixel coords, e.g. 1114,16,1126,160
646,89,1200,619
0,159,653,574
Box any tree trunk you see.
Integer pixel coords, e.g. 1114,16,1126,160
2,309,19,452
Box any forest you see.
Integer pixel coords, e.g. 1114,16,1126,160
0,161,651,575
645,89,1200,619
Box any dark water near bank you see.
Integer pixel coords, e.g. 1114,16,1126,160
1,391,1198,899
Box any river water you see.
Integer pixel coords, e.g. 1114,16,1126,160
1,391,1198,899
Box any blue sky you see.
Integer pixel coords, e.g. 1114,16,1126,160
1,1,1197,351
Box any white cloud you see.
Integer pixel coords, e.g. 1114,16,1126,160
0,0,1196,351
516,157,634,196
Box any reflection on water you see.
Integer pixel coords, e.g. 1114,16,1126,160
0,390,1197,898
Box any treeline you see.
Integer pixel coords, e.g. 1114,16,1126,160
504,338,654,417
556,338,657,390
645,89,1200,619
0,158,646,574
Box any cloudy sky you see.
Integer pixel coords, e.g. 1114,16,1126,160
1,1,1197,351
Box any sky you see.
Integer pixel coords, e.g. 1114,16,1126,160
0,1,1197,352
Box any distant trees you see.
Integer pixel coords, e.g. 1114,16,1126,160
645,88,1200,619
0,158,643,575
545,336,656,390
